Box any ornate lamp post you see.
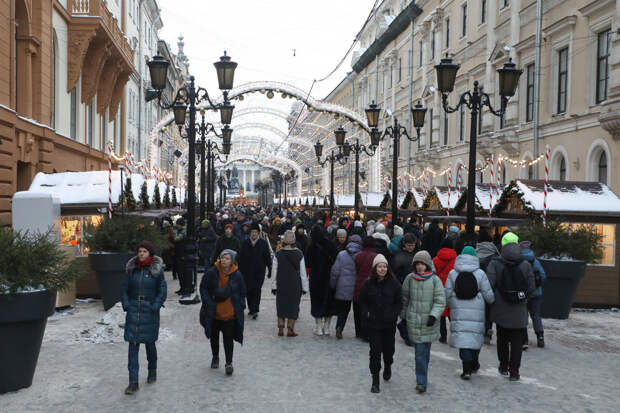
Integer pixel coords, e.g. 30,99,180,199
435,55,522,238
146,51,237,304
314,141,347,218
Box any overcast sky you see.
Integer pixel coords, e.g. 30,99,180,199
156,0,378,101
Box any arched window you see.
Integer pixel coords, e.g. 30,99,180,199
598,151,608,184
559,156,566,181
527,164,534,180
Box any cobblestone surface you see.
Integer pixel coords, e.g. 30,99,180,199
3,272,620,412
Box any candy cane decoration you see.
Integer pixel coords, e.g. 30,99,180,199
447,163,453,214
489,155,495,216
422,170,428,198
106,141,113,219
457,163,463,194
496,157,502,199
543,145,550,227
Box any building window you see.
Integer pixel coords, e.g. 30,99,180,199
526,63,535,122
398,58,402,82
419,40,423,67
461,3,467,38
88,103,94,147
596,29,611,104
431,30,435,60
459,106,466,141
481,0,486,24
445,18,450,49
559,156,566,181
527,163,534,179
390,64,393,88
557,47,568,114
70,88,78,139
501,0,510,8
598,151,608,185
443,112,448,145
101,112,107,150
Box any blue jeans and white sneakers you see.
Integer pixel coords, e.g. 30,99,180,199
414,342,432,392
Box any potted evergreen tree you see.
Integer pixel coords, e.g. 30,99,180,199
139,181,150,210
163,183,171,208
0,228,86,393
172,188,178,207
86,217,167,310
518,220,603,319
154,183,162,209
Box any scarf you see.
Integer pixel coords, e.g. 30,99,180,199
136,256,154,269
412,271,433,281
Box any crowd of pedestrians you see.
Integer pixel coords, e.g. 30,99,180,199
120,205,546,395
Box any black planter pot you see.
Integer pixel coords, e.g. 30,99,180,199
539,258,587,319
89,252,135,311
0,289,56,394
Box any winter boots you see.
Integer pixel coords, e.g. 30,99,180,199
335,327,343,339
537,332,545,348
383,364,392,381
509,369,520,381
460,362,471,380
225,363,234,375
313,318,323,336
147,369,156,384
322,317,332,336
124,383,139,395
498,364,509,376
278,318,285,337
287,319,298,337
211,356,219,369
371,373,380,393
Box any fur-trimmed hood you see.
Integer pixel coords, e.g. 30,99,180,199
126,255,164,274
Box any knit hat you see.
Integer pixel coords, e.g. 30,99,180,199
412,250,433,270
137,240,155,256
201,219,210,228
375,223,386,233
250,222,260,232
501,232,519,247
283,230,296,245
372,254,388,268
354,220,363,228
336,228,347,238
350,234,362,245
393,225,404,237
403,233,417,244
225,223,234,231
219,249,237,262
222,214,229,220
448,225,460,233
175,217,185,226
367,220,376,227
461,246,477,257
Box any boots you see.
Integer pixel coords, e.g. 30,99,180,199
147,369,157,384
460,361,471,380
509,369,520,381
211,356,219,369
323,317,332,336
313,318,323,336
371,373,380,393
225,363,234,375
124,383,139,395
383,364,392,381
537,332,545,348
287,319,298,337
278,318,285,337
335,327,343,339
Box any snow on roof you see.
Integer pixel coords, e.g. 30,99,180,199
361,192,384,207
411,188,426,208
27,171,183,206
474,183,504,211
514,180,620,213
433,186,465,209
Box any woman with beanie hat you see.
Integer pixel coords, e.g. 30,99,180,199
445,246,495,380
199,249,247,376
401,250,446,393
271,230,308,337
330,234,363,339
121,241,167,394
353,236,378,340
358,254,402,393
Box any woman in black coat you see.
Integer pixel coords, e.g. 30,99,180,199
305,225,339,336
121,241,167,395
199,249,246,376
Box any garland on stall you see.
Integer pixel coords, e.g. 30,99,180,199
379,191,391,210
400,190,414,210
491,181,540,221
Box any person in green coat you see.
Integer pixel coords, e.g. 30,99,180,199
401,250,446,394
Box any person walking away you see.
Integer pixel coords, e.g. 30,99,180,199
330,234,362,339
445,246,495,380
161,220,174,272
388,225,404,254
335,228,348,251
477,239,500,344
121,241,167,394
353,236,377,341
173,218,188,295
358,254,402,393
520,240,546,348
306,225,339,336
421,220,444,258
212,224,241,264
485,232,535,381
295,223,309,258
268,217,282,250
198,219,217,269
199,249,246,376
401,250,446,393
271,230,308,337
238,222,272,320
390,234,418,284
433,238,457,344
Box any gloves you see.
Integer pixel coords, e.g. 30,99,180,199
426,315,436,327
271,289,277,296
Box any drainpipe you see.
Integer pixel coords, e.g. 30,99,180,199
407,14,414,173
533,0,542,178
137,0,145,160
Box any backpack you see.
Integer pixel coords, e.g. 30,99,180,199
497,259,528,304
454,272,479,300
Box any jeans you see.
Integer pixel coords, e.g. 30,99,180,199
352,302,367,339
459,348,480,368
368,327,396,374
335,300,352,331
211,319,235,364
128,342,157,384
414,342,432,387
525,296,544,343
497,325,525,371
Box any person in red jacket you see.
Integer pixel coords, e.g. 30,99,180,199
432,238,457,343
353,236,377,341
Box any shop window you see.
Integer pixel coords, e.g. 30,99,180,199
567,223,616,266
526,64,535,122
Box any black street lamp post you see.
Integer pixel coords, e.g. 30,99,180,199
314,142,347,218
435,56,522,238
146,51,237,304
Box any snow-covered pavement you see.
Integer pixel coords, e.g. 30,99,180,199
3,272,620,412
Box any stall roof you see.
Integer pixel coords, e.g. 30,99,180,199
425,215,526,227
454,183,505,212
433,186,464,210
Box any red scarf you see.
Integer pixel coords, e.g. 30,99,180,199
136,256,154,269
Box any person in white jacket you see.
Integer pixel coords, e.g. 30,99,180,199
445,246,495,380
271,230,308,337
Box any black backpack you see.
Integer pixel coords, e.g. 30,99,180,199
498,259,528,304
454,272,479,299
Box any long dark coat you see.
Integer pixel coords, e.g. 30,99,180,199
306,226,339,318
273,248,307,319
199,265,246,344
238,238,272,290
212,234,241,264
121,256,167,343
358,275,402,330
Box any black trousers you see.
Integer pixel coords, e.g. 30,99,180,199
352,302,367,339
440,316,448,340
178,261,194,294
335,300,352,331
210,319,235,364
368,327,396,374
497,325,526,371
247,285,263,315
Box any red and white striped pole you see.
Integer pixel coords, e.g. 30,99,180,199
543,145,550,227
496,157,502,199
106,141,113,219
447,164,453,214
457,164,463,194
489,156,495,216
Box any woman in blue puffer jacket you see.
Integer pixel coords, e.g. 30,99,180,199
330,234,362,339
121,240,167,395
519,240,547,348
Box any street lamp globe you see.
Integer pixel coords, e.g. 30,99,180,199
147,55,170,91
334,127,347,147
214,51,238,90
221,125,233,145
314,141,323,159
411,101,427,129
219,100,234,125
172,102,187,126
497,58,523,98
365,101,381,128
435,56,460,94
342,142,352,158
